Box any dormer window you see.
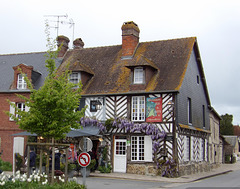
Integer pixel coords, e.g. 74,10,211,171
69,72,81,84
17,74,27,89
134,67,144,84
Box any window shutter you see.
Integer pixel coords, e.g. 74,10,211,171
9,102,15,121
205,139,208,161
191,136,194,161
144,135,153,161
184,136,190,162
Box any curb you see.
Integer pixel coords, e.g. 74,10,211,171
193,170,233,182
89,170,234,184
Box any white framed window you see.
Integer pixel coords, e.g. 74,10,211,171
133,67,144,84
9,102,29,121
16,103,25,118
131,136,152,161
132,96,145,121
69,72,81,84
17,74,27,89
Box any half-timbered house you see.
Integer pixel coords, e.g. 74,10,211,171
57,21,215,176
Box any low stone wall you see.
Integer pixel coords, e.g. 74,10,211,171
127,163,157,176
178,162,221,176
126,162,221,177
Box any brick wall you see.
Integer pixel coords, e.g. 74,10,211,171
0,92,29,164
12,64,33,89
122,35,139,57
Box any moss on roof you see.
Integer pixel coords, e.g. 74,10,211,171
58,37,196,95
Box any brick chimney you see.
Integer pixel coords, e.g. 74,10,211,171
121,21,140,57
73,38,84,49
56,35,70,58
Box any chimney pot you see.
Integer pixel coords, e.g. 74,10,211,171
73,38,84,49
56,35,70,58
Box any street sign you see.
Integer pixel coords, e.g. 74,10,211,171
78,152,91,167
79,137,93,152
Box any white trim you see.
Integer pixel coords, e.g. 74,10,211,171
9,102,15,121
17,74,27,89
69,72,81,84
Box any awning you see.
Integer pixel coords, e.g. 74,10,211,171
12,131,37,136
66,126,100,137
12,126,100,138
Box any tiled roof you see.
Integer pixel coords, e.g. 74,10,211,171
58,37,196,95
0,52,61,92
223,135,238,147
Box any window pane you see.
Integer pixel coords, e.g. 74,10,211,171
131,96,145,121
131,136,145,161
134,67,144,84
17,74,27,89
70,72,80,84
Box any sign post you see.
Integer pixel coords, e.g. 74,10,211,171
78,152,91,167
78,137,92,186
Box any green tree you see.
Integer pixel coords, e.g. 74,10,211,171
220,113,234,135
8,22,86,140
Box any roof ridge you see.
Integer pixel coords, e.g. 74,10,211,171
68,44,121,52
0,51,47,56
139,36,196,44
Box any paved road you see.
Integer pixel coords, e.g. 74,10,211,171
75,176,169,189
164,169,240,189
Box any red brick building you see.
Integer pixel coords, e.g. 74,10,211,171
0,52,63,165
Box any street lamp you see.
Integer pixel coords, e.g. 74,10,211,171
95,100,102,110
167,100,174,115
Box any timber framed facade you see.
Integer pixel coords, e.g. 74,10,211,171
56,21,216,176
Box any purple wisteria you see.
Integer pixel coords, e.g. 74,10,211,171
80,117,166,138
80,117,172,175
80,117,105,132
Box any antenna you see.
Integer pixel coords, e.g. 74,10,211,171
60,18,75,43
44,14,75,45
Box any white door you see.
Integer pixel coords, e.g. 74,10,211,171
13,137,24,174
114,139,127,173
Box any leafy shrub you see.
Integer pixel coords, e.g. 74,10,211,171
225,155,231,163
0,158,12,171
88,159,96,170
15,153,23,171
98,163,112,173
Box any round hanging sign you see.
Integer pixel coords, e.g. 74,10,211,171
78,152,91,167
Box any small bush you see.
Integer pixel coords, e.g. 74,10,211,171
0,158,12,171
225,155,231,163
98,163,112,173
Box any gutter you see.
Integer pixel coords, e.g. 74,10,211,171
82,90,179,97
0,90,31,93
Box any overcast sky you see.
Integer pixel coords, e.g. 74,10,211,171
1,0,240,125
